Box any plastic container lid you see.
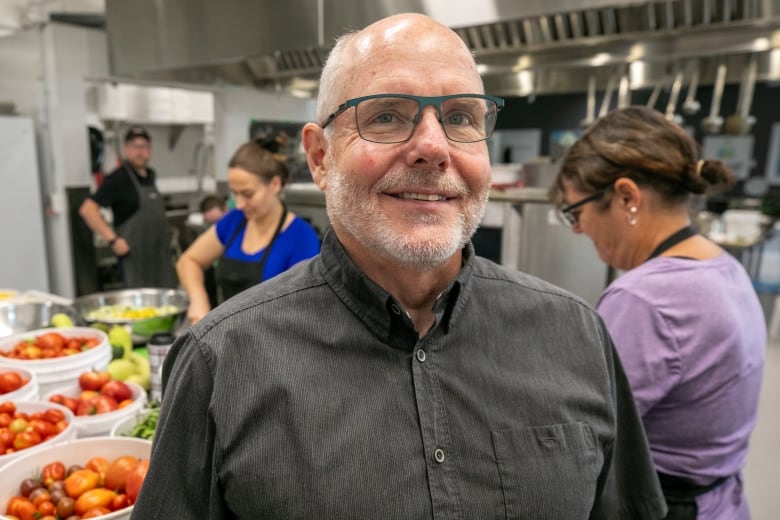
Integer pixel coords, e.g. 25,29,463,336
0,437,152,520
42,381,148,438
0,327,111,396
0,365,38,402
0,401,76,468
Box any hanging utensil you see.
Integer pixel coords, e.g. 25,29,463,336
581,75,597,131
645,79,664,111
598,74,617,119
664,69,684,124
701,62,727,134
723,55,757,135
617,73,630,108
681,59,701,115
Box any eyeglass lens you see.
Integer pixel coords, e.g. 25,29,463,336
354,96,498,143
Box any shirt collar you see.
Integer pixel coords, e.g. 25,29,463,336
317,229,474,351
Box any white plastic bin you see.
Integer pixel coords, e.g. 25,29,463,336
0,437,152,520
0,365,38,401
42,381,147,437
0,401,76,468
0,327,111,395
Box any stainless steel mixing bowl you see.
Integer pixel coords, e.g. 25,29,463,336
0,301,80,339
72,288,188,344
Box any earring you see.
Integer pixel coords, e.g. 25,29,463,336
627,206,637,226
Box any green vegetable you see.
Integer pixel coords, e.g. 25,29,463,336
124,401,160,440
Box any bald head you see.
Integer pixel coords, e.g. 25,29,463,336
316,13,481,125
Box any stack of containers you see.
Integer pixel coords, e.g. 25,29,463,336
0,327,112,396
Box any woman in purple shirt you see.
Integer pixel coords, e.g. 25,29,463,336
549,106,766,520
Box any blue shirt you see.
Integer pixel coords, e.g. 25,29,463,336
215,208,320,281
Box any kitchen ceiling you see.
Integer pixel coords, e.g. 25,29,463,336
7,1,780,98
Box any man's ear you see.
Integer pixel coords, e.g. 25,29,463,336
302,122,328,190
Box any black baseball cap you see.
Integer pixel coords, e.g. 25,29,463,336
124,126,151,142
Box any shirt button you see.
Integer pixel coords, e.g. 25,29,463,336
390,303,402,315
434,448,445,463
416,349,426,362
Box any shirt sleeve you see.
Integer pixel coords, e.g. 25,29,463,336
597,287,681,417
589,322,668,519
90,169,126,208
129,332,231,519
215,209,244,246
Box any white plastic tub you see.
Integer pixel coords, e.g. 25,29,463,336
0,365,38,401
0,436,152,520
42,381,148,437
0,400,76,468
0,327,111,395
110,408,155,439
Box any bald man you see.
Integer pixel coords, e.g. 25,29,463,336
131,14,666,519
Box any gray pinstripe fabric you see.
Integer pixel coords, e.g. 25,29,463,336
132,230,666,519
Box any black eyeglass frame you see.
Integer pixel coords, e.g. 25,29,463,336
559,189,608,227
319,93,505,144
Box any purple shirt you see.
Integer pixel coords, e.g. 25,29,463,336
598,252,766,519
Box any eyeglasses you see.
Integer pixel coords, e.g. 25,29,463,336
559,190,607,227
320,93,504,144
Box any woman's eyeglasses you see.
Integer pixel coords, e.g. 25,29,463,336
559,190,607,227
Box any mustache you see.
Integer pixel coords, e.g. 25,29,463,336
372,168,470,197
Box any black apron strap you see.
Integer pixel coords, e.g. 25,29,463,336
255,203,288,282
647,225,697,261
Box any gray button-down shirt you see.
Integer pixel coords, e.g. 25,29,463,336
132,230,666,519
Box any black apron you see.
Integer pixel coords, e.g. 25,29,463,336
118,165,177,288
658,472,732,520
215,204,287,302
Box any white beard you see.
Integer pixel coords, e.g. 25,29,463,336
324,162,489,272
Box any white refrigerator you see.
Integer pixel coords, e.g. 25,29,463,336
0,116,49,292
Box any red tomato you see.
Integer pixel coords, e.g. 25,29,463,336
79,390,100,401
82,506,112,518
64,469,100,499
100,380,133,402
28,419,55,438
85,456,110,482
78,371,111,392
125,459,150,504
94,395,119,414
12,430,41,450
36,332,66,351
0,371,24,393
0,412,11,427
41,408,65,424
7,495,37,520
0,426,14,448
103,455,139,492
41,461,66,487
112,493,129,511
0,401,15,414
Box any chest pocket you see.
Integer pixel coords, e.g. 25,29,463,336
492,422,601,519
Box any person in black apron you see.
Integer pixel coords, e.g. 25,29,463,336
79,126,177,289
175,137,321,324
549,106,766,520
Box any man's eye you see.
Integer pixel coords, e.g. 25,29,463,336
444,112,472,126
374,112,397,124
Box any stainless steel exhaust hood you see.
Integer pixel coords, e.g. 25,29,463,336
105,0,780,97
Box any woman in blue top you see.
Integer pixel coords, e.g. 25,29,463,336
176,137,320,324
